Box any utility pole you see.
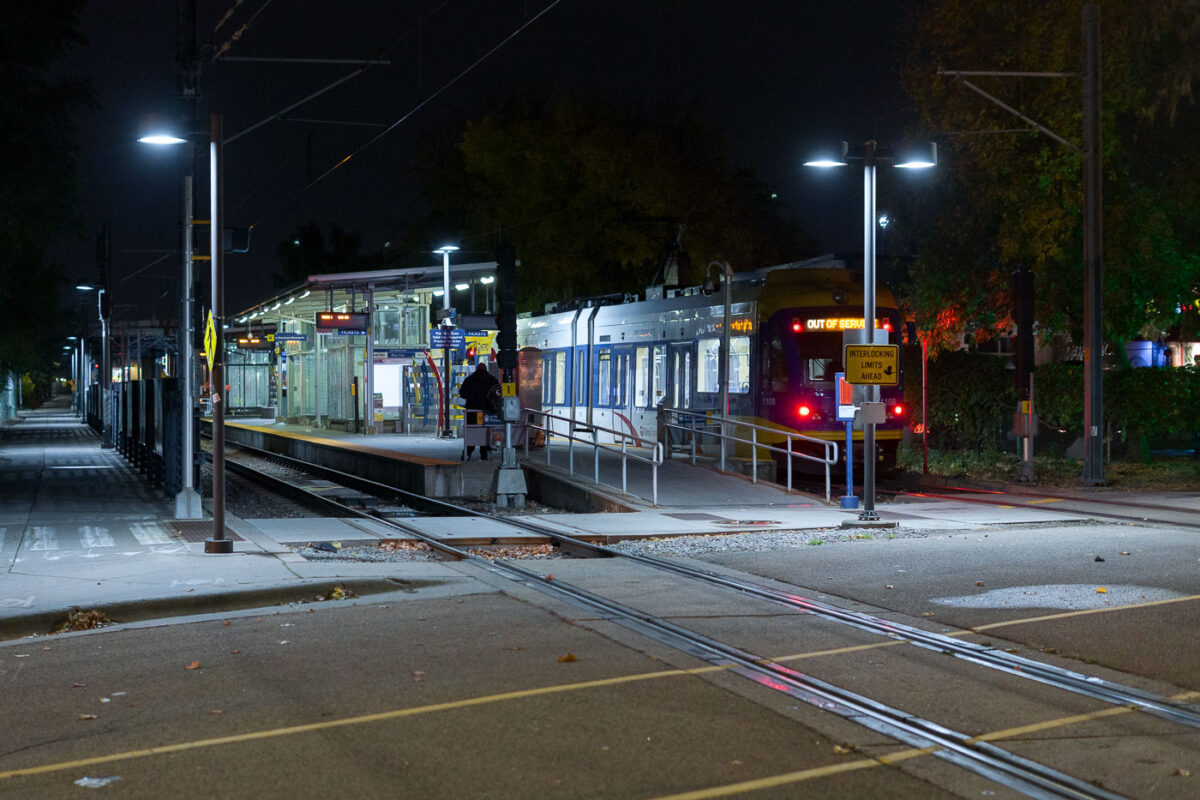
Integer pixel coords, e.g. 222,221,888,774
940,2,1105,487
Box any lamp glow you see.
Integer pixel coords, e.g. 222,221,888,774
138,133,187,145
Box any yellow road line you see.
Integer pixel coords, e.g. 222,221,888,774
971,593,1200,631
1027,497,1064,505
6,600,1196,783
0,668,698,780
647,690,1200,799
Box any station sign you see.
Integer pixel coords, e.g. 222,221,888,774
235,336,272,350
429,327,466,348
270,332,307,342
835,372,855,420
316,311,370,332
843,344,900,385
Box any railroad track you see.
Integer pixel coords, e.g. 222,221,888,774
215,441,1198,798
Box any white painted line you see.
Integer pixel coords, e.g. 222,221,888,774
28,527,57,551
130,523,171,545
81,526,115,548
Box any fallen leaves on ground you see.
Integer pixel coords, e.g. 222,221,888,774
1096,587,1108,594
54,609,111,633
185,660,200,670
832,744,854,755
468,544,555,560
75,714,98,721
557,653,578,663
379,540,432,553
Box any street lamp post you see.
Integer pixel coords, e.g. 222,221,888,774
703,261,733,472
434,245,459,438
138,112,231,552
805,140,936,522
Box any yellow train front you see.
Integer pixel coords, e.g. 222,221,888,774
753,264,907,475
515,255,907,482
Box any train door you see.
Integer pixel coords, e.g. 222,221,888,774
668,342,692,410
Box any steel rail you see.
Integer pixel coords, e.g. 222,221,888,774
215,438,1200,730
217,449,1145,797
914,490,1200,531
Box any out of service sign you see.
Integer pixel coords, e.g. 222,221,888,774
843,344,900,385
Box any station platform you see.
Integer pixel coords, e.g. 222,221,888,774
219,414,830,510
0,400,1105,640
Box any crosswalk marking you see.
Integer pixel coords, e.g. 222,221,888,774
28,527,58,551
130,523,171,545
81,526,115,548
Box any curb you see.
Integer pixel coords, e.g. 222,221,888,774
0,577,438,642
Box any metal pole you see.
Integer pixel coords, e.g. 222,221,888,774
860,143,879,521
99,288,112,447
1081,2,1105,485
440,250,454,438
206,113,232,553
176,173,202,518
922,338,929,474
720,262,731,472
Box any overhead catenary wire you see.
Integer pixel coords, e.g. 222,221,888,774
258,0,564,223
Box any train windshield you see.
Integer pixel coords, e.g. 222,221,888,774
803,336,843,383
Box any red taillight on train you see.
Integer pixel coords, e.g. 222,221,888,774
882,320,893,332
792,319,803,332
892,403,905,417
797,404,812,418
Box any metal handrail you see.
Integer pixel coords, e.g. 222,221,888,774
523,408,664,506
660,407,838,503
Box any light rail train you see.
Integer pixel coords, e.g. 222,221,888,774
514,255,907,472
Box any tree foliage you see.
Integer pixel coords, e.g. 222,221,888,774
272,222,369,288
0,0,90,377
412,99,814,310
900,0,1200,353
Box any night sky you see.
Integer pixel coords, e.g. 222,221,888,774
56,1,919,318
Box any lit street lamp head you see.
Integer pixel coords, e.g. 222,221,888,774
894,141,938,169
135,114,190,146
803,141,849,168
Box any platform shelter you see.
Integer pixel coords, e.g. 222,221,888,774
224,261,501,433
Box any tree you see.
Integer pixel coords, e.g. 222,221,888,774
272,222,368,288
411,99,814,310
899,0,1200,356
0,0,90,378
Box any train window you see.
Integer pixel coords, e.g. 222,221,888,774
575,348,588,406
612,351,629,406
768,337,787,391
671,346,691,408
551,352,567,404
653,345,667,405
730,336,751,393
808,358,840,383
697,338,721,393
596,348,612,407
635,346,650,407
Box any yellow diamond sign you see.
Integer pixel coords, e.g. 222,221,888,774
203,311,217,370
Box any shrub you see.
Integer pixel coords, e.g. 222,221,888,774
903,348,1017,451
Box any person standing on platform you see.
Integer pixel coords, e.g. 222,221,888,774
458,362,499,460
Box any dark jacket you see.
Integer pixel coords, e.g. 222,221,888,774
458,366,499,413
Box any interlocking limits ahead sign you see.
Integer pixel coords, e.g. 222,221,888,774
843,344,900,386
